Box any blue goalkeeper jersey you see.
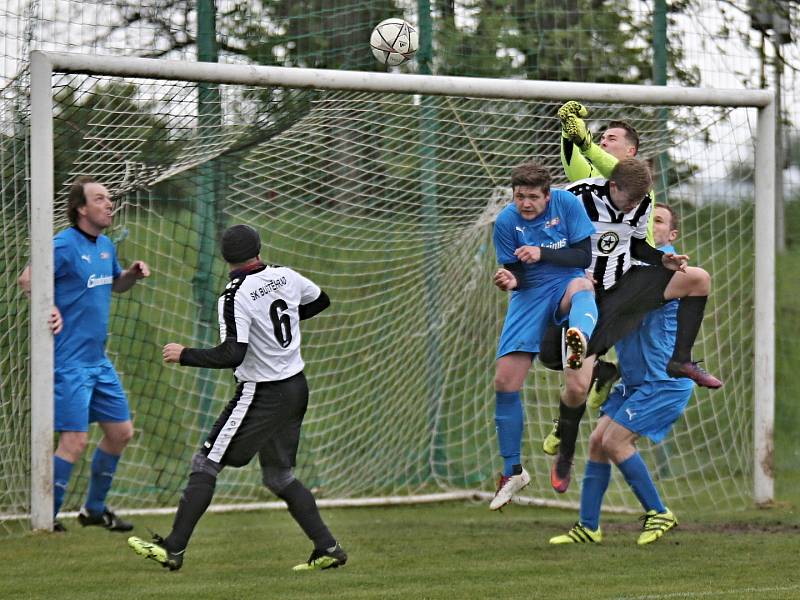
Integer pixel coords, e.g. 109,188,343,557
53,227,121,367
615,245,694,388
493,189,595,291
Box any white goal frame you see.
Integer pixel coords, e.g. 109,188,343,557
28,50,776,531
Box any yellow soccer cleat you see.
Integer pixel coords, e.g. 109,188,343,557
542,419,560,456
637,509,678,545
549,522,602,545
587,360,620,410
128,535,184,571
293,543,348,572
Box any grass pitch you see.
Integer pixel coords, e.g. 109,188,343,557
4,501,800,600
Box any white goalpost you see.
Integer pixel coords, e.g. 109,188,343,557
20,50,774,532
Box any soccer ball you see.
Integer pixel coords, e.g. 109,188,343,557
370,18,419,67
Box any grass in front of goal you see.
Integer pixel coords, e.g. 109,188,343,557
4,502,800,600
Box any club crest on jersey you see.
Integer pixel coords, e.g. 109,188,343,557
544,217,560,229
100,252,110,259
597,231,620,254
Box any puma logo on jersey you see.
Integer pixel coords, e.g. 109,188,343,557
515,226,525,233
80,254,91,263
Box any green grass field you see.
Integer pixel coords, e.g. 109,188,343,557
4,501,800,600
3,216,799,597
3,174,799,596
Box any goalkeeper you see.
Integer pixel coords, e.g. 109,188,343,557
560,101,655,404
541,102,656,454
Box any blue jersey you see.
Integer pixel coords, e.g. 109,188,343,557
53,227,121,367
615,245,693,389
493,189,595,290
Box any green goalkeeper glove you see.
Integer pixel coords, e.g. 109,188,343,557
557,100,588,122
562,114,593,153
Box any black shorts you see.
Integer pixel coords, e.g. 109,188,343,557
201,371,308,469
538,265,676,369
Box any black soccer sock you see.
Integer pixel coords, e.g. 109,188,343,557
558,401,586,460
672,295,708,363
278,479,336,550
164,471,217,552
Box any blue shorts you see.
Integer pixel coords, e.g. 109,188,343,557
600,380,693,444
54,361,130,432
496,279,570,359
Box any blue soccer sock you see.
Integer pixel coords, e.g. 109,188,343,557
579,460,611,531
495,391,524,476
568,289,598,339
616,452,666,514
53,455,74,517
85,447,121,514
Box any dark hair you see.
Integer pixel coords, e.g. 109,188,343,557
510,162,551,193
221,224,262,264
609,158,652,202
604,120,640,153
655,202,679,232
67,175,97,225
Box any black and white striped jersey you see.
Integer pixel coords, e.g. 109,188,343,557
565,177,652,291
218,264,322,382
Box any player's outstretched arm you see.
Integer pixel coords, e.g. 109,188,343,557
163,339,248,368
582,143,619,179
661,252,689,272
558,101,596,182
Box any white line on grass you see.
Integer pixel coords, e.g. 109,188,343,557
616,584,800,600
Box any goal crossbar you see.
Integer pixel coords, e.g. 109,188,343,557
35,51,774,107
26,50,776,531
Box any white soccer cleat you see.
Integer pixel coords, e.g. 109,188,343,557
489,468,531,510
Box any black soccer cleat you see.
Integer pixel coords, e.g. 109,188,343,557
77,507,134,532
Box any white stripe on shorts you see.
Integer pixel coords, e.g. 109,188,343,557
208,381,256,463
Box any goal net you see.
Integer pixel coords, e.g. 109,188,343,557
1,54,774,534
